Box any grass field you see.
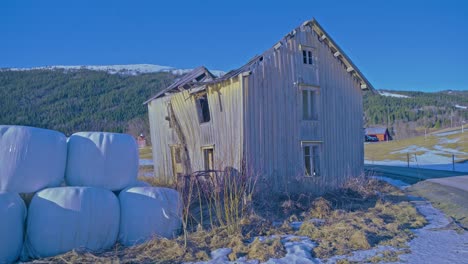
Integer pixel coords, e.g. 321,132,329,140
365,126,468,163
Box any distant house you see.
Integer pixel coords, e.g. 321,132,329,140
145,19,375,194
365,127,392,142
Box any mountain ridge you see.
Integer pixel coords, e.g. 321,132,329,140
1,64,226,77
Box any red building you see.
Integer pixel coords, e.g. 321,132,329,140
365,127,392,142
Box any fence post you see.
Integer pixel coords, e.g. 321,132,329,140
407,153,410,168
453,154,455,171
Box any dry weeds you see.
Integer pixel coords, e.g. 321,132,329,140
31,176,426,263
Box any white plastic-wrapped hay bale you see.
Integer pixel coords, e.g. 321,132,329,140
119,187,182,246
22,187,120,260
65,132,138,191
0,125,67,193
0,192,26,264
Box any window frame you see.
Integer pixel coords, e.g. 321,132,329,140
196,93,211,124
301,142,322,177
201,145,215,172
301,87,319,121
301,46,315,66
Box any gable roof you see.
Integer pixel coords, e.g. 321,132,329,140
145,18,375,104
365,127,389,135
143,66,215,104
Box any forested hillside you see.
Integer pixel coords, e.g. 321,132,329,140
0,69,176,138
1,69,467,141
364,90,468,139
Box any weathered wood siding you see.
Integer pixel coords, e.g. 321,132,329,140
148,79,244,183
243,25,363,194
149,23,365,194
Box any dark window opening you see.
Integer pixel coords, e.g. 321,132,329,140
195,73,206,82
302,49,314,65
198,94,211,123
203,148,214,171
304,145,320,176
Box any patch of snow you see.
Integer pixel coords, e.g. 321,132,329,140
372,176,410,189
326,245,398,263
139,159,153,166
455,104,467,109
2,64,226,77
393,201,468,264
390,145,430,154
438,137,460,144
378,91,411,98
265,236,318,264
433,145,467,155
434,130,462,137
187,235,319,264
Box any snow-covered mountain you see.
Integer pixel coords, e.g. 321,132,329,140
378,90,411,98
2,64,226,77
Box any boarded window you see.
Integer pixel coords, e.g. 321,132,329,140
303,144,320,176
203,147,214,171
174,147,181,163
170,145,184,179
197,94,211,123
302,89,318,120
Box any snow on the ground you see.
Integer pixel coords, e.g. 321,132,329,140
393,200,468,264
433,144,467,155
390,145,429,154
372,176,410,189
434,129,463,137
378,91,411,98
326,245,399,263
139,159,153,166
188,236,319,264
438,137,460,144
188,176,468,264
455,104,467,109
3,64,226,77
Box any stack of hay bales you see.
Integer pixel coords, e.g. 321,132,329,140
0,126,181,263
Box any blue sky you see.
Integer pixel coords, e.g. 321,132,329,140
1,0,467,91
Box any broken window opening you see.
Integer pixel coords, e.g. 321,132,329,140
203,147,214,171
197,94,211,123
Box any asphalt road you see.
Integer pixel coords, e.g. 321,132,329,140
365,164,466,184
428,176,468,192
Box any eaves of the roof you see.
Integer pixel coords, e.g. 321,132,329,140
143,66,215,104
144,18,376,104
309,19,376,93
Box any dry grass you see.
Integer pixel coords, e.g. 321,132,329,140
297,177,426,258
30,176,426,263
139,146,153,160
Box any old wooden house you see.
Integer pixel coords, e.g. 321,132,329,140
145,19,375,194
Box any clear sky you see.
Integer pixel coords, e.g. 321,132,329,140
1,0,467,91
